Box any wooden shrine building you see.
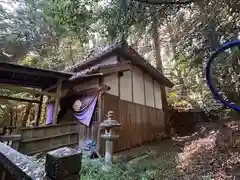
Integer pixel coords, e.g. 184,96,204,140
0,41,174,154
58,41,174,152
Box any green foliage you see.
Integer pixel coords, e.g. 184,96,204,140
81,151,179,180
0,0,239,119
81,158,134,180
47,0,95,43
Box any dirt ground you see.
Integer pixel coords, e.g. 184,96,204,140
113,139,182,179
115,139,181,169
112,121,240,180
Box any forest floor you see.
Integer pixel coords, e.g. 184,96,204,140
31,120,240,180
80,120,240,180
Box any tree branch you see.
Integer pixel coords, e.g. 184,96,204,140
133,0,196,5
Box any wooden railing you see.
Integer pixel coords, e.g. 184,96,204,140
1,123,79,155
0,134,21,150
0,109,100,155
19,122,78,155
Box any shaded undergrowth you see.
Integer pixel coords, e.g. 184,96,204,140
81,150,180,180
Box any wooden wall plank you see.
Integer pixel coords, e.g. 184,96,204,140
102,94,165,153
135,104,141,146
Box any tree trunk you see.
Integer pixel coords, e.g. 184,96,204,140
166,19,177,59
151,11,169,131
152,15,163,72
69,42,75,65
166,19,189,98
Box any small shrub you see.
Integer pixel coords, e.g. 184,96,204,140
80,150,180,180
80,158,135,180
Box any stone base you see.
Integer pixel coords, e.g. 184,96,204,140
45,147,82,180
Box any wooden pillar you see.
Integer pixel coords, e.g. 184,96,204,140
52,81,62,124
96,92,103,152
36,95,43,127
96,78,103,152
9,108,13,134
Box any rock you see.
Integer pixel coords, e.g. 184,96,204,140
45,147,82,180
0,142,45,180
126,154,152,169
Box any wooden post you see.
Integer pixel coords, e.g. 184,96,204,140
36,95,43,127
96,78,103,152
33,104,38,124
52,81,62,124
96,92,103,152
9,108,13,133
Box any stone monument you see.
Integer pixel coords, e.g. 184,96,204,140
100,111,121,166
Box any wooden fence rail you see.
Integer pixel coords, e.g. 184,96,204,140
1,122,100,155
19,123,78,155
0,135,21,150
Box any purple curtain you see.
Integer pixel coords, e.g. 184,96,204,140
45,90,99,126
45,104,54,125
73,92,98,126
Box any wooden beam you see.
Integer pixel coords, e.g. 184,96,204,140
69,73,104,81
98,62,131,74
131,68,134,102
117,72,121,97
0,83,56,97
96,93,102,152
0,65,72,79
117,56,121,98
97,77,104,152
0,135,21,141
72,85,110,95
0,79,44,88
153,79,156,108
36,95,43,127
52,81,62,124
44,79,68,92
0,95,40,103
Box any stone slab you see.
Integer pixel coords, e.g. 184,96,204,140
0,142,45,180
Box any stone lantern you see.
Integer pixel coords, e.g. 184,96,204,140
100,111,121,165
